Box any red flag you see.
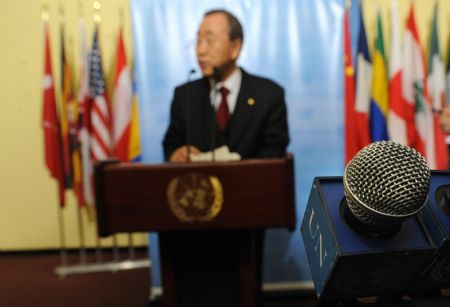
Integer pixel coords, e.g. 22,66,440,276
42,23,65,206
388,0,408,146
402,5,426,159
344,8,358,163
427,3,448,169
113,30,134,161
403,4,447,169
89,27,112,161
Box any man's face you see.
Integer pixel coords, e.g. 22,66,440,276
196,13,241,78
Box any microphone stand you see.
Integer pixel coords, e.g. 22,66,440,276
210,86,217,163
186,69,196,162
210,67,222,163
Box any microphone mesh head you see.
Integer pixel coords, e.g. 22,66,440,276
344,141,430,230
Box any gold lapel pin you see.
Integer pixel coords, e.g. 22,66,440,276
247,98,255,106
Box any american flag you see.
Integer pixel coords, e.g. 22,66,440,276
89,28,112,161
77,18,94,206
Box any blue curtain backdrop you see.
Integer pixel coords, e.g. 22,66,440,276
131,0,349,287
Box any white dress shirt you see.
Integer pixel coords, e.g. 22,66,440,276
209,68,242,115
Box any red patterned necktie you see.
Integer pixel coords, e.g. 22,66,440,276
216,86,230,131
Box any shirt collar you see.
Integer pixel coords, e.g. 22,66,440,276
209,67,242,93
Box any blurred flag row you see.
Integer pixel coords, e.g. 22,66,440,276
345,1,449,169
42,19,141,207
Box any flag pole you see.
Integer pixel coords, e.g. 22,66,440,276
41,0,49,22
42,0,69,275
69,1,88,266
76,207,87,264
128,233,135,260
112,235,120,263
57,202,69,273
119,6,124,30
93,0,101,24
110,5,125,265
345,0,351,10
93,0,103,263
119,9,137,261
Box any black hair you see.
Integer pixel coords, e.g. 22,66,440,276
204,9,244,43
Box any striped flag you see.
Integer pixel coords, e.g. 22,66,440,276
42,23,65,206
113,29,140,161
60,28,73,189
89,27,112,162
344,6,358,163
403,4,437,168
427,3,448,169
369,10,389,142
354,4,371,149
402,4,428,161
387,0,408,145
77,18,94,205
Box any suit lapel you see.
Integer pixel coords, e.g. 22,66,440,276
194,78,215,149
227,70,255,149
196,78,212,114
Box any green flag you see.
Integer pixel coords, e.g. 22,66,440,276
427,3,445,111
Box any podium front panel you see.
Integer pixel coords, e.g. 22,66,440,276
95,157,295,236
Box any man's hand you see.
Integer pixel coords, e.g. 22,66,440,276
169,145,201,163
439,107,450,134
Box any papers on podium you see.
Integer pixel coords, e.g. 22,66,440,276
189,145,241,162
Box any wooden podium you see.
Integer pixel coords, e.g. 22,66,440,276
94,155,296,307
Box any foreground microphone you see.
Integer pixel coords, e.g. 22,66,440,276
343,141,430,238
408,169,450,294
301,141,437,302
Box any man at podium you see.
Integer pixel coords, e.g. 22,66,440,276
160,9,291,307
163,9,290,162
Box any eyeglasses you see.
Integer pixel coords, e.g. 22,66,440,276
196,35,219,47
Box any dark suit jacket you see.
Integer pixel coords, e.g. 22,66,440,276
163,69,289,161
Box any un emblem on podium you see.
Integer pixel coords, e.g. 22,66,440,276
167,173,223,222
